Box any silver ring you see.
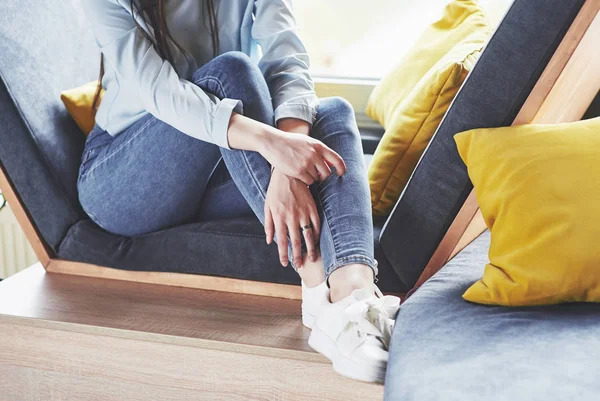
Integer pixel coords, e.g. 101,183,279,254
300,224,312,232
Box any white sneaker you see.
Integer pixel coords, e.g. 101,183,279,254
302,281,400,329
301,281,329,329
308,288,397,383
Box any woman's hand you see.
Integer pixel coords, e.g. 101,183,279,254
262,130,346,185
271,118,342,185
265,169,320,267
227,113,346,185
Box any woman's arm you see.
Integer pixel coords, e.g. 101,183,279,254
81,0,240,149
252,0,320,126
251,2,329,263
227,113,345,184
84,0,342,186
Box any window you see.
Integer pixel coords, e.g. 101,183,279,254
294,0,455,80
295,0,511,126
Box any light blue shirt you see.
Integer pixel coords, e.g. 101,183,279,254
81,0,319,149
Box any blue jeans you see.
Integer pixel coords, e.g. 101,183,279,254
77,52,376,278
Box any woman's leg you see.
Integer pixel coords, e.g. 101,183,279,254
192,52,319,278
305,97,376,302
76,54,263,236
77,113,225,236
196,161,254,221
194,52,377,297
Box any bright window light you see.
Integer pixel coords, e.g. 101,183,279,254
294,0,509,80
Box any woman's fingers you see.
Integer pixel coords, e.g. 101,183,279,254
319,145,346,176
302,220,317,262
299,172,315,186
289,218,303,268
264,204,274,244
274,218,289,267
307,164,320,183
315,160,332,180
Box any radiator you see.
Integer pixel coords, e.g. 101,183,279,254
0,206,38,279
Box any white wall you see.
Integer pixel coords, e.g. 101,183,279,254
0,206,38,279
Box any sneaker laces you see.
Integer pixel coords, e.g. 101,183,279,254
372,259,401,320
342,290,396,350
373,284,401,320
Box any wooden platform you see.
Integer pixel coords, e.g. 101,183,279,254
0,265,383,400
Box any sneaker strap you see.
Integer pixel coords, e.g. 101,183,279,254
373,284,401,319
343,294,394,349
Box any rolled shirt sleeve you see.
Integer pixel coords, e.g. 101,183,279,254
81,0,240,149
252,0,320,125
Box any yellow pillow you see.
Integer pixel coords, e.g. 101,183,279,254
455,118,600,306
61,81,103,136
366,0,492,216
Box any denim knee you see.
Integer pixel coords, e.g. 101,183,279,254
312,97,360,142
318,97,355,118
191,51,274,125
192,52,254,83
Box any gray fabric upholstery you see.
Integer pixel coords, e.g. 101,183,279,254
0,1,98,249
583,91,600,120
58,216,406,291
379,0,586,289
385,231,600,401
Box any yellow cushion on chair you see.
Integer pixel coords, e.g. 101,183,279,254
366,0,492,216
60,81,103,136
455,117,600,306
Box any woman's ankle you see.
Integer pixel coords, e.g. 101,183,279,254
328,264,374,302
298,253,325,287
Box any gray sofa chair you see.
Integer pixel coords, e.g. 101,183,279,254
1,0,408,290
0,0,407,292
383,1,600,399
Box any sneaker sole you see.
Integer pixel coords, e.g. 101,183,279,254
308,325,387,383
302,312,316,329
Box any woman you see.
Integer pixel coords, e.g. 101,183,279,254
80,0,397,383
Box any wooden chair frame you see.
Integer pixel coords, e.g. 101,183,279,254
416,0,600,287
1,1,599,299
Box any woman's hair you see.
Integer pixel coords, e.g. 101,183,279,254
92,0,220,115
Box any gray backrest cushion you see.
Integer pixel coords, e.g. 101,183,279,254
379,0,585,288
0,1,99,250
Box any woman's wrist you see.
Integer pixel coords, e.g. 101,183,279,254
270,166,295,183
227,113,274,154
277,118,311,136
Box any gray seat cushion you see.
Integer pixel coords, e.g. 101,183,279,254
385,231,600,400
57,216,406,292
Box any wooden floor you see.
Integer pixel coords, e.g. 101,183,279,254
0,264,383,400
